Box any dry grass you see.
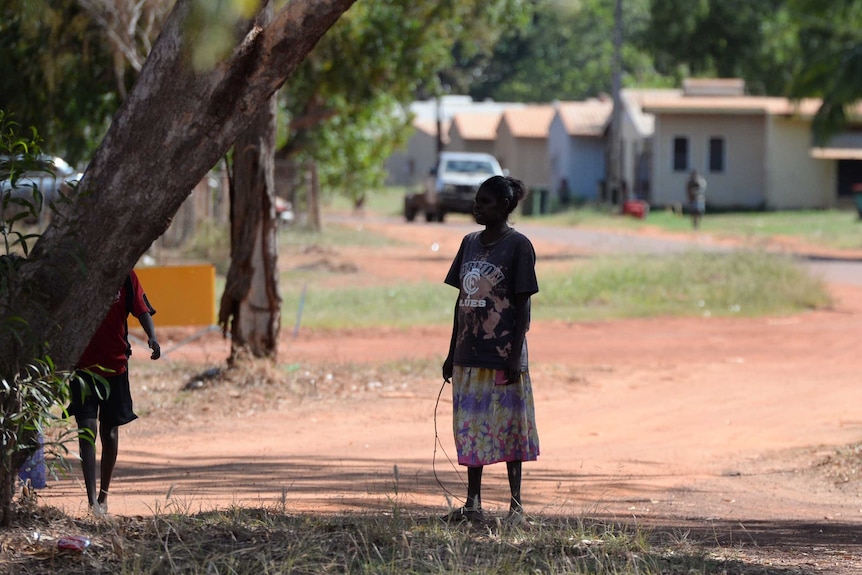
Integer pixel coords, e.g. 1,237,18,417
0,501,809,575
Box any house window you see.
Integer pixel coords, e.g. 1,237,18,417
672,137,688,172
708,137,725,172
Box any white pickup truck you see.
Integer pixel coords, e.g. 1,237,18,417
404,151,504,222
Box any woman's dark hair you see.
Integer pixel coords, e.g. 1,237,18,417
479,175,528,215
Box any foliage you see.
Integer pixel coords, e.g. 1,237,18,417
0,0,118,166
641,0,796,95
470,0,671,103
786,0,862,143
279,0,532,199
8,0,862,168
0,112,73,527
309,93,411,206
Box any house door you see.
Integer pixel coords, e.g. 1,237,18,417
837,159,862,199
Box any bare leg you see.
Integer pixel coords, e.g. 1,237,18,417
441,465,485,522
98,422,119,509
466,466,483,510
506,460,522,512
77,418,99,509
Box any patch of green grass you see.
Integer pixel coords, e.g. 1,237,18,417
282,281,453,330
537,250,830,321
536,206,862,251
699,210,862,250
324,185,412,218
6,504,792,574
279,250,830,330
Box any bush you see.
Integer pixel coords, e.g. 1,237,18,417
0,111,74,526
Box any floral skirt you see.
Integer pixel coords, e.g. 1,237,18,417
451,366,540,466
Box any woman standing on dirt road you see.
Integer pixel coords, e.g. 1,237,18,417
442,175,540,525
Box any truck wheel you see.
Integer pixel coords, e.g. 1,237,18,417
404,198,417,222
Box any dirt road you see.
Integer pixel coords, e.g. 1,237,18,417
40,217,862,571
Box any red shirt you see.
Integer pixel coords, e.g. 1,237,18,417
76,271,155,375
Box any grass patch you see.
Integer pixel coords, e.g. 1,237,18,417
282,281,454,330
325,185,411,218
280,250,830,330
4,504,788,574
536,206,862,251
537,250,831,321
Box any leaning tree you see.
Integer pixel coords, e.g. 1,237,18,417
0,0,356,523
1,0,356,374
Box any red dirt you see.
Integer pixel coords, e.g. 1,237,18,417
38,217,862,570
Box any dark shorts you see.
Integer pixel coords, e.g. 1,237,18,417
67,370,138,427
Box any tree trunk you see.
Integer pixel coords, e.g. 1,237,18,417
219,86,281,361
0,0,356,376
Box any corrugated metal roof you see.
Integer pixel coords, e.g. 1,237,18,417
500,105,556,138
413,118,450,145
682,77,746,97
556,100,613,136
413,118,449,137
621,88,681,136
641,95,828,117
449,112,501,141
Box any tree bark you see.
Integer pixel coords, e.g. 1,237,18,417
0,0,356,376
219,12,281,362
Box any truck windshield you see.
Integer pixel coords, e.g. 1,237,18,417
445,160,495,175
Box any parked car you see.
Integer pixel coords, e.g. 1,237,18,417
404,151,504,222
275,196,294,225
0,155,83,208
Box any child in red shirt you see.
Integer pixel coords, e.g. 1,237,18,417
68,270,160,515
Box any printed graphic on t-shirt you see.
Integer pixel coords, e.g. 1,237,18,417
459,260,504,308
456,257,511,364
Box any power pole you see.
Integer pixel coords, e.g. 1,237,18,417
607,0,624,207
435,96,443,156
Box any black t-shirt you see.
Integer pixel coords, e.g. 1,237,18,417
444,229,539,369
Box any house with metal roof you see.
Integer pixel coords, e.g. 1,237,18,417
642,78,862,210
548,99,612,205
384,118,448,186
547,89,680,207
386,96,523,186
493,105,556,197
447,112,501,156
618,88,682,203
